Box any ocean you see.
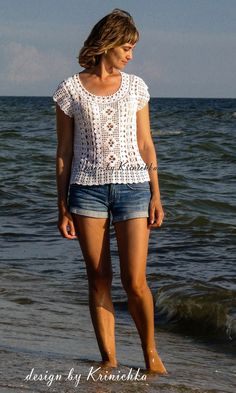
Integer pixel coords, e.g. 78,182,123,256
0,96,235,392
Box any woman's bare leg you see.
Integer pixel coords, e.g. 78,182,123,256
72,214,117,367
114,218,167,373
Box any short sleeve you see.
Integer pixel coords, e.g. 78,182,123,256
136,77,150,111
52,80,74,118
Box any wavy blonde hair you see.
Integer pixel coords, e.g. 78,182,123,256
78,9,139,69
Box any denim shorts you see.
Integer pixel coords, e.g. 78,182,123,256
68,182,151,224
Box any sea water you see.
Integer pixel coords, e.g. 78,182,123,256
0,96,235,392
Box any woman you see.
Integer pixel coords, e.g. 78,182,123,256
53,9,166,374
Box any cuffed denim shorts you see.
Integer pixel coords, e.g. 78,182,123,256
68,182,151,224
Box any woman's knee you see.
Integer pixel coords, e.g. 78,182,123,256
121,276,148,298
87,269,113,293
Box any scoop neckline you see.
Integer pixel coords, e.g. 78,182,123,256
75,71,124,99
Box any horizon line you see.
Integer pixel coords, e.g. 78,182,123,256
0,95,235,100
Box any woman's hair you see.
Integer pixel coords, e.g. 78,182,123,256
78,9,139,68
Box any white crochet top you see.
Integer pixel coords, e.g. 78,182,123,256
53,71,151,185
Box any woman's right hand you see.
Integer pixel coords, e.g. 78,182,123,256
58,211,78,239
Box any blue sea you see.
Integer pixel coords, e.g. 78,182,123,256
0,96,236,392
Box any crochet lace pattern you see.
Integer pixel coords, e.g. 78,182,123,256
53,71,151,185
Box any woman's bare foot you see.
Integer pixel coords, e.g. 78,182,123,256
101,359,118,368
144,348,167,374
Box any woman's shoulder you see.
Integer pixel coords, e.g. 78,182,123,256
56,73,83,89
123,72,148,86
54,74,81,98
57,74,77,87
122,72,149,93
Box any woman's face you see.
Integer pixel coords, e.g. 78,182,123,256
105,43,136,69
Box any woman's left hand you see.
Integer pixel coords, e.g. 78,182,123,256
148,196,164,228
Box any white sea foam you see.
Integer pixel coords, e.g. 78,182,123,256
151,129,183,136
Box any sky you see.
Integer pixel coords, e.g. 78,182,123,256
0,0,235,98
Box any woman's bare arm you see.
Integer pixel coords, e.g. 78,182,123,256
56,104,77,239
136,104,164,227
